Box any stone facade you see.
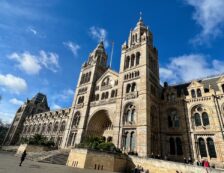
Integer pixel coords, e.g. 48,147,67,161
4,17,224,167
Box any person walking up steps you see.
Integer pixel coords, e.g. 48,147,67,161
19,150,27,166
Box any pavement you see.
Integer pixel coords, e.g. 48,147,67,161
0,151,115,173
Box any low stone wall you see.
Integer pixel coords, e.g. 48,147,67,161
128,156,224,173
16,144,51,155
0,145,19,152
67,149,224,173
67,148,128,172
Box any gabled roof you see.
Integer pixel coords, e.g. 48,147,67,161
96,68,119,85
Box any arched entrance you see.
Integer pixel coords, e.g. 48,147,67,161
86,110,113,142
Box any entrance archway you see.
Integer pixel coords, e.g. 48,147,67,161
86,110,113,141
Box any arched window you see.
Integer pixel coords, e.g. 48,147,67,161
47,123,52,133
60,121,66,132
169,137,176,155
202,112,210,126
101,93,105,100
78,96,84,104
111,90,115,98
171,110,179,128
72,112,81,128
168,115,172,127
167,109,179,128
131,54,135,67
125,56,130,69
198,138,207,157
131,83,136,92
194,113,201,126
105,92,109,99
32,124,36,133
176,138,183,155
53,122,59,132
36,124,41,133
41,123,46,134
95,94,99,101
126,84,131,93
191,89,196,98
207,138,217,158
136,52,140,66
197,89,202,97
130,132,136,151
123,104,136,124
222,84,224,93
125,132,129,150
135,34,137,42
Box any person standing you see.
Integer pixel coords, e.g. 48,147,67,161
19,150,27,166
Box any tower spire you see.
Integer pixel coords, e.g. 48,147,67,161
139,11,142,21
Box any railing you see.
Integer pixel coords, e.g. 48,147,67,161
125,91,138,100
90,98,116,107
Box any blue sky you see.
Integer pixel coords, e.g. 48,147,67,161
0,0,224,123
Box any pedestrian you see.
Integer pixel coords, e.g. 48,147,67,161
184,158,187,164
203,159,210,168
19,150,27,166
196,160,201,166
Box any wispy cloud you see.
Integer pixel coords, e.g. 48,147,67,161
9,98,23,105
89,26,109,48
8,50,60,75
51,104,62,110
27,26,37,35
160,54,224,84
0,74,27,94
185,0,224,45
63,41,80,57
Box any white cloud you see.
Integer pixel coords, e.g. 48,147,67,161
160,54,224,84
9,98,23,105
0,111,14,124
63,41,80,57
0,74,27,94
51,104,61,110
185,0,224,44
27,26,37,35
89,26,109,48
9,52,41,75
8,50,60,74
39,51,59,73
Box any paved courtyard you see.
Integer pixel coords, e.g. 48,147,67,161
0,151,115,173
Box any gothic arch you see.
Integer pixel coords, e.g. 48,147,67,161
86,109,113,138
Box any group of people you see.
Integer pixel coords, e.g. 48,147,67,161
196,159,213,168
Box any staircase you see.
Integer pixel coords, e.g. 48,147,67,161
22,149,70,165
38,150,70,165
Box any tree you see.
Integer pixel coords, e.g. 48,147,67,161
0,119,9,145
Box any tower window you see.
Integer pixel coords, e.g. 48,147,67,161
136,52,140,66
207,138,217,158
131,54,135,67
198,138,207,157
202,112,210,126
191,89,196,98
169,137,175,155
197,89,202,97
194,113,201,126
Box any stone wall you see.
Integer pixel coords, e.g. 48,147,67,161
16,144,50,155
128,156,224,173
67,149,224,173
67,148,128,172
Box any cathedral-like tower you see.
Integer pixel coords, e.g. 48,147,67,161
61,42,108,148
113,16,160,156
